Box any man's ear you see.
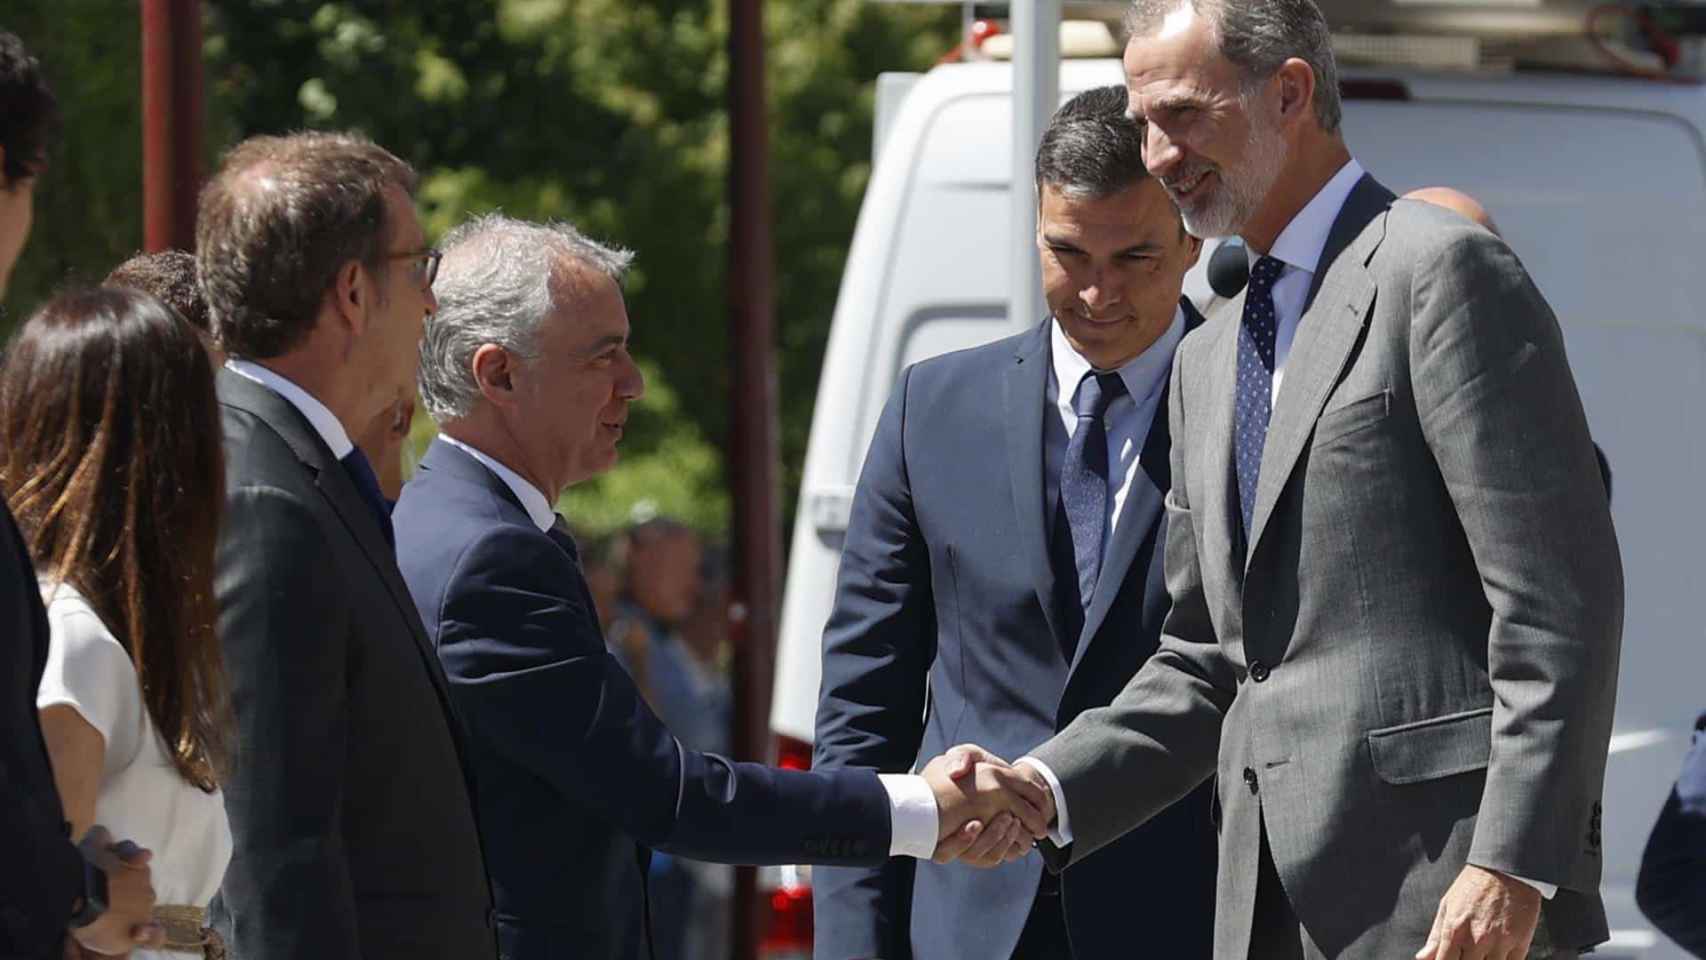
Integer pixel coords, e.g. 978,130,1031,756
1184,233,1204,269
330,259,369,336
470,342,517,408
1275,58,1317,129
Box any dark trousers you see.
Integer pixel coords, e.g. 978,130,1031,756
1249,823,1305,960
1012,878,1072,960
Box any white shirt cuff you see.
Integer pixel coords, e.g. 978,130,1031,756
1499,870,1558,899
1015,757,1072,847
880,774,939,858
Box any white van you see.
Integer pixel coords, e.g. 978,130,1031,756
761,19,1706,960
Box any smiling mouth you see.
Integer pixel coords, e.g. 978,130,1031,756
1166,169,1213,199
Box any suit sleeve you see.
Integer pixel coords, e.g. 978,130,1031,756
434,526,893,867
1408,228,1623,890
213,487,360,960
1637,714,1706,956
0,508,86,959
810,366,934,960
1029,342,1235,870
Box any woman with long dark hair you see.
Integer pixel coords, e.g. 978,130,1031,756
1,286,231,959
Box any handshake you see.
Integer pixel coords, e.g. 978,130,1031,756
920,745,1056,867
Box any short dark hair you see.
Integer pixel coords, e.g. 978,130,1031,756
195,131,416,359
0,30,59,187
1035,85,1149,201
105,250,210,335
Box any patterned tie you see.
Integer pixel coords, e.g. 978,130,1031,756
1059,371,1128,614
339,448,394,547
1234,255,1286,540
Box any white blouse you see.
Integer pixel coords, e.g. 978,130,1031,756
35,582,232,959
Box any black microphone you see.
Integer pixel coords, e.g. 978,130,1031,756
1207,241,1249,299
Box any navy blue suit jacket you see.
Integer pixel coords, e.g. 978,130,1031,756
1638,711,1706,957
814,310,1217,960
394,439,894,960
0,502,84,959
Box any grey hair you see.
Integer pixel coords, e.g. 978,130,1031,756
1124,0,1342,132
1035,85,1151,201
419,213,633,422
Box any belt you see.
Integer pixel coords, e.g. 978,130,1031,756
153,905,226,959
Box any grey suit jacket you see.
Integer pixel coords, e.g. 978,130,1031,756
210,371,496,960
1028,175,1624,959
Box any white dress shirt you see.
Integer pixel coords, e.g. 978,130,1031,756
1015,310,1186,848
1246,158,1365,408
434,437,942,857
439,436,557,532
225,359,354,458
1043,306,1187,548
1015,162,1558,899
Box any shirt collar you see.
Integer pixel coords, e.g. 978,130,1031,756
1050,303,1186,408
437,436,557,533
1250,158,1365,276
225,358,354,459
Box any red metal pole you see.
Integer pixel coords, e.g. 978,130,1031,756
142,0,203,252
727,0,780,954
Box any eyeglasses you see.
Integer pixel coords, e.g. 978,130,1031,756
383,247,442,288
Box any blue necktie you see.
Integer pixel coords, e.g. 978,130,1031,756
1235,256,1286,540
339,449,394,547
1059,371,1127,616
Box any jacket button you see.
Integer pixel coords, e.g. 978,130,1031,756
1249,660,1270,683
1243,767,1259,795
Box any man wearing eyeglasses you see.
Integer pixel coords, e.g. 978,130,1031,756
196,131,497,960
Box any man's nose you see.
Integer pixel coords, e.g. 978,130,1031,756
619,356,645,401
1081,272,1124,312
1145,125,1182,177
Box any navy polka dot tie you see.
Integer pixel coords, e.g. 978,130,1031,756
1235,256,1285,540
1059,371,1128,616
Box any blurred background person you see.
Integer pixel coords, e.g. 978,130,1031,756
105,250,214,355
1403,186,1502,236
673,547,734,960
611,517,712,960
1,286,231,960
577,528,628,631
1,29,164,960
1637,711,1706,957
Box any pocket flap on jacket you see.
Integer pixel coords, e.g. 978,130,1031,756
1367,706,1493,785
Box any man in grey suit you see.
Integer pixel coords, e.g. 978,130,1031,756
197,132,496,960
963,2,1624,958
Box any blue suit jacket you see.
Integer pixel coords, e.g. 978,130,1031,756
394,439,894,960
1638,711,1706,957
814,310,1217,960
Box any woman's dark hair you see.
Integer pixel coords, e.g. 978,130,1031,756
0,286,229,791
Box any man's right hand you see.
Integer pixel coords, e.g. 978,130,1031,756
71,826,165,956
921,745,1053,864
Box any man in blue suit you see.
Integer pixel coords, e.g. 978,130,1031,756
393,213,1051,960
812,86,1218,960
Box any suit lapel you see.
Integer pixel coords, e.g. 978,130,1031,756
1004,322,1069,652
1246,176,1393,563
1201,296,1246,587
218,370,456,711
1072,299,1204,665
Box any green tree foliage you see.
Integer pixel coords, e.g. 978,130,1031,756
4,0,959,538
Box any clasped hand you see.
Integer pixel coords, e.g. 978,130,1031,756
920,744,1055,867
